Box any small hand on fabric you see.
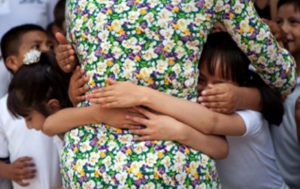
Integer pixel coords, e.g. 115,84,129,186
68,66,89,106
5,157,36,187
88,80,148,108
55,32,77,73
126,108,183,141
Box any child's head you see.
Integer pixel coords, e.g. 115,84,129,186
199,32,250,88
277,0,300,55
0,24,52,74
47,0,66,48
7,51,71,130
199,32,284,125
54,0,66,34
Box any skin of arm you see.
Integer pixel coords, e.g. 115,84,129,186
177,123,228,159
43,105,138,136
89,82,246,136
230,87,262,111
144,87,246,135
127,108,228,159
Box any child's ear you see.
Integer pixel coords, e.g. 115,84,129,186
5,56,19,73
47,99,61,114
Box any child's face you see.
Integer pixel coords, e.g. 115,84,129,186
198,59,235,92
12,31,53,73
25,110,46,131
277,4,300,54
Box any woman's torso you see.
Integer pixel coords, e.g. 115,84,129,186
63,0,220,188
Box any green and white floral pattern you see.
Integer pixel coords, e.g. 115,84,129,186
62,0,296,188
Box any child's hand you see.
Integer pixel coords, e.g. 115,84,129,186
68,66,89,106
6,157,36,187
198,83,240,114
127,108,183,141
55,32,76,73
100,107,144,130
88,81,147,108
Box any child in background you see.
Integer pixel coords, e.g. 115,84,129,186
0,24,61,189
271,0,300,188
47,0,66,49
83,32,287,188
7,51,228,160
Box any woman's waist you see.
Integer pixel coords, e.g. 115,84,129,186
64,124,204,155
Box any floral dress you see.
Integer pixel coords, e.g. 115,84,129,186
62,0,296,188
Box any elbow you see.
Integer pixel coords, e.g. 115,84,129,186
213,140,229,160
42,119,56,136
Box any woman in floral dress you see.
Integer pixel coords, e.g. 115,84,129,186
62,0,296,188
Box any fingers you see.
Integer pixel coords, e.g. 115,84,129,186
13,157,36,185
126,115,150,126
201,86,224,96
198,94,225,103
55,32,69,44
17,156,32,162
133,107,155,119
55,33,76,73
130,128,150,136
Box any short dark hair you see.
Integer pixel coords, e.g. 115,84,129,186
54,0,66,30
0,24,45,61
7,52,72,118
200,32,284,125
278,0,300,11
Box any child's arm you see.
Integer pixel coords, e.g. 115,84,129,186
198,83,262,114
43,105,139,136
88,81,247,136
0,157,36,187
128,108,228,159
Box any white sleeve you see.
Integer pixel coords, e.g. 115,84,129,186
236,110,264,137
0,127,9,158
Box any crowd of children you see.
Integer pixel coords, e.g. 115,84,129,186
0,0,299,188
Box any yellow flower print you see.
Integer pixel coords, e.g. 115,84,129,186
100,151,106,158
140,8,147,15
173,6,179,13
158,151,164,158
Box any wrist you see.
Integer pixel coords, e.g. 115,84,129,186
0,163,12,179
173,122,188,142
139,86,151,106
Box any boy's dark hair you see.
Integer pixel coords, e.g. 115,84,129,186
200,32,284,125
278,0,300,11
0,24,45,61
54,0,66,30
7,52,72,118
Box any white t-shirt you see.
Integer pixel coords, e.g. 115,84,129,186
0,95,61,189
0,59,12,98
216,110,285,189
